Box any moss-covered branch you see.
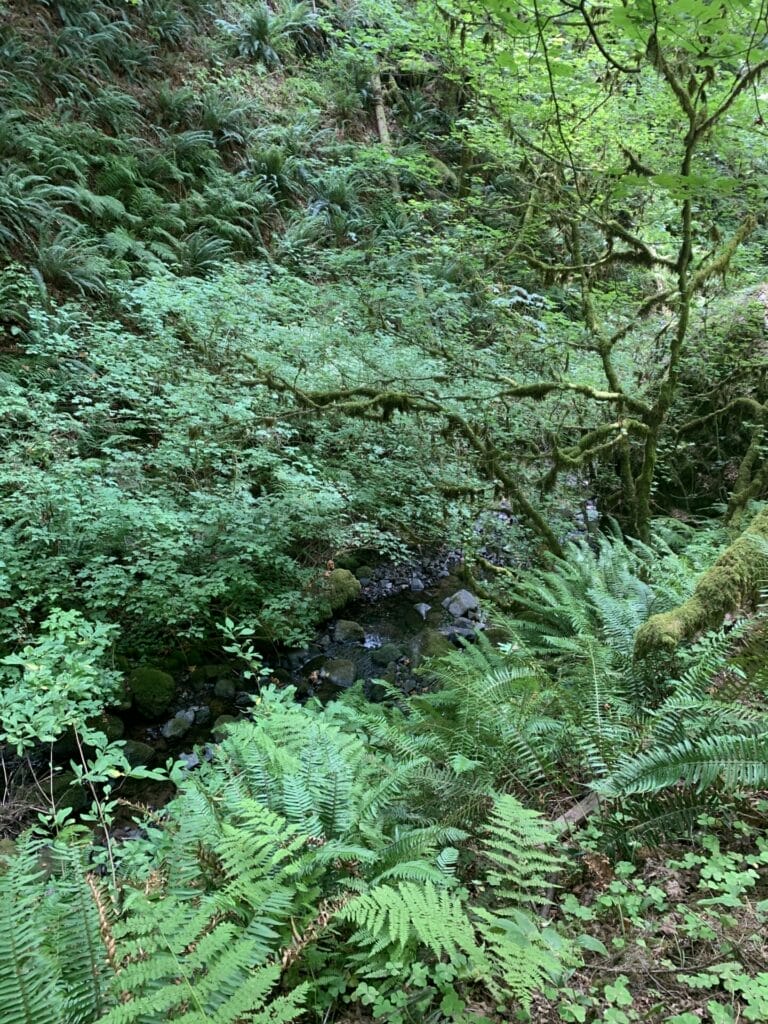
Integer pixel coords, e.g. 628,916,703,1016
634,506,768,658
676,397,765,436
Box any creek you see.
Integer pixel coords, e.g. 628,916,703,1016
117,551,482,769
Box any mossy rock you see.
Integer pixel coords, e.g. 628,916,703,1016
128,666,176,718
51,771,87,814
409,628,452,668
372,642,405,666
323,568,362,611
320,658,357,688
212,714,238,740
335,548,379,572
335,553,360,572
334,619,365,643
121,740,156,767
86,713,125,743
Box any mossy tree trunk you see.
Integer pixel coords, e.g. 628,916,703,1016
634,506,768,659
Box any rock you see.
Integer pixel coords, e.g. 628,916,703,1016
372,643,405,666
414,602,432,620
324,568,362,610
214,677,236,700
301,654,328,677
443,589,480,618
193,706,211,726
452,616,478,631
364,679,389,702
128,667,176,718
161,709,195,740
409,577,425,592
178,751,200,770
86,713,125,743
333,619,366,643
444,624,477,641
409,628,452,668
285,647,312,669
212,715,238,740
121,740,155,767
51,771,87,814
320,658,357,688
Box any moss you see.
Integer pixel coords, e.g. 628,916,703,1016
635,506,768,658
51,771,87,814
323,568,362,611
86,713,125,742
0,839,17,873
212,714,238,740
409,628,453,668
122,739,156,767
128,666,176,718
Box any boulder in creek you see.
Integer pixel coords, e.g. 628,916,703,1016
409,628,452,668
442,589,480,618
121,739,156,767
161,708,195,740
85,713,125,743
372,642,405,666
320,658,358,688
333,619,366,643
128,666,176,718
323,568,362,610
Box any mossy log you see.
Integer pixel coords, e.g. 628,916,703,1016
634,507,768,659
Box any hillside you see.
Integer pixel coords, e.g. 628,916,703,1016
2,2,768,1023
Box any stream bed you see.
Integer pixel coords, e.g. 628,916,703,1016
116,551,486,773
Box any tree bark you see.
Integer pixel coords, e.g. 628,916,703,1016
634,506,768,658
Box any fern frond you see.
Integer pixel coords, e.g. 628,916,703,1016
480,793,566,908
474,906,570,1010
599,733,768,797
340,880,480,960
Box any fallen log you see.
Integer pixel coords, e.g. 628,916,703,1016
634,506,768,659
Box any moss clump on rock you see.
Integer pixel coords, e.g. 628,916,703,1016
128,666,176,718
122,740,156,767
323,568,362,611
86,713,125,742
409,628,452,668
634,506,768,659
51,771,87,814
